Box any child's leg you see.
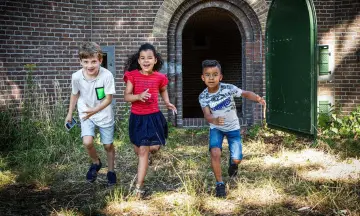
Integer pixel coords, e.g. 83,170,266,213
148,145,160,165
134,145,139,155
134,145,150,187
226,130,242,178
81,120,99,164
211,148,222,182
100,125,115,172
83,136,100,164
103,144,115,171
149,145,160,154
226,130,243,165
209,128,225,182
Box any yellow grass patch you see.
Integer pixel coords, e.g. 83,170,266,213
202,197,238,214
264,148,360,181
105,201,159,216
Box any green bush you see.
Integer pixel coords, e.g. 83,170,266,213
247,124,261,140
319,106,360,139
318,105,360,156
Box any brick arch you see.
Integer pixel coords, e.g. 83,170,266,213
153,0,268,37
153,0,267,127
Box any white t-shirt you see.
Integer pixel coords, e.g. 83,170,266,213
199,83,242,132
71,67,115,127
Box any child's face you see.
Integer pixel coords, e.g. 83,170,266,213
80,55,102,77
138,49,157,74
202,66,223,89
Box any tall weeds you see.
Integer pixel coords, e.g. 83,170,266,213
1,64,84,185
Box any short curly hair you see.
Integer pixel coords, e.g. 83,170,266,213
201,60,222,72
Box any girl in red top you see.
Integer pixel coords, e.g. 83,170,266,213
123,43,177,197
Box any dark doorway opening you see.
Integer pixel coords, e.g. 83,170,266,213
182,8,243,118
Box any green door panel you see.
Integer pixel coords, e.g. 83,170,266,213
266,0,317,135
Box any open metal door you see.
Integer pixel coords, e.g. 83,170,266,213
266,0,317,135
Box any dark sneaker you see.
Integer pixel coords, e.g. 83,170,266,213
107,171,117,186
228,164,238,177
86,159,102,183
215,183,226,197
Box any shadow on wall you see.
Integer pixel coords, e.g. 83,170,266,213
322,2,360,113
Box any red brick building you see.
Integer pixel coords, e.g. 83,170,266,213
0,0,359,129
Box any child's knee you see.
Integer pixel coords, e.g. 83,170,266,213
210,148,221,158
232,159,242,164
83,137,94,148
138,147,149,157
104,144,114,152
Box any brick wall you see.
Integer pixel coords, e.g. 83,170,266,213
333,0,360,114
315,0,336,98
315,0,360,115
1,0,359,127
0,0,91,109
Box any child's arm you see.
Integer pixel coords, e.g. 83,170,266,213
82,94,113,120
124,80,151,102
241,91,266,105
160,86,177,113
202,106,224,125
65,93,79,123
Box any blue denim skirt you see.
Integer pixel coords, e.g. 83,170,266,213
129,111,168,146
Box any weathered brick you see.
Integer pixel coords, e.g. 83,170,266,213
1,0,359,124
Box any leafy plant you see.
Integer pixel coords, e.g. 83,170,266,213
321,106,360,139
247,124,261,140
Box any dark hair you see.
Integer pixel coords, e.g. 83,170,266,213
201,59,222,72
78,42,103,60
124,43,164,72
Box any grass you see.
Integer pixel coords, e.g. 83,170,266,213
0,75,359,215
1,123,359,215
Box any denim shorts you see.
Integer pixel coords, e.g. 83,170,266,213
209,128,243,161
81,119,114,144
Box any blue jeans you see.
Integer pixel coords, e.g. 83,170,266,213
209,128,243,163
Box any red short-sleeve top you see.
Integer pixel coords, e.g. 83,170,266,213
124,69,169,115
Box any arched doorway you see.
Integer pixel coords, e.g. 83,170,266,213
182,8,243,119
154,0,267,127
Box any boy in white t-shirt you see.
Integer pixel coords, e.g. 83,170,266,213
65,42,116,186
199,60,265,197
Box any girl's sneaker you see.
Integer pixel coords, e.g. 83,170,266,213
107,171,117,186
86,159,102,183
